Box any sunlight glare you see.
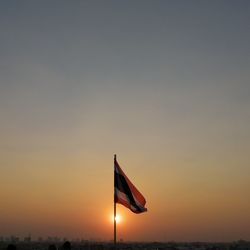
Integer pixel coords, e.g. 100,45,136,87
111,214,122,224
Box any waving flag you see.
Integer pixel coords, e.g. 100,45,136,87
114,155,147,213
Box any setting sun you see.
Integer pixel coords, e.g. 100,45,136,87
111,214,122,224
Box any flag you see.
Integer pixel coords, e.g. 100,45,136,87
114,155,147,213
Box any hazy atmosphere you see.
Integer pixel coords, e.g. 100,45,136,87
0,1,250,242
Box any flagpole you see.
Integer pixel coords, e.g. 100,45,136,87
114,154,117,250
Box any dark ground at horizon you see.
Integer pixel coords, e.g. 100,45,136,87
1,240,250,250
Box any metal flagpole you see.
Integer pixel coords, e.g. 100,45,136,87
114,154,117,250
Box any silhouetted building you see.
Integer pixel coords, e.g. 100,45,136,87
7,244,17,250
62,241,71,250
48,244,57,250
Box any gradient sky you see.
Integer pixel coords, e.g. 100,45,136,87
0,0,250,242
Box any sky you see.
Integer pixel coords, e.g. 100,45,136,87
0,0,250,242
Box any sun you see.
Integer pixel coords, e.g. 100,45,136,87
111,214,122,224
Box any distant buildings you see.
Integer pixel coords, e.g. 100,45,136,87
0,238,250,250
